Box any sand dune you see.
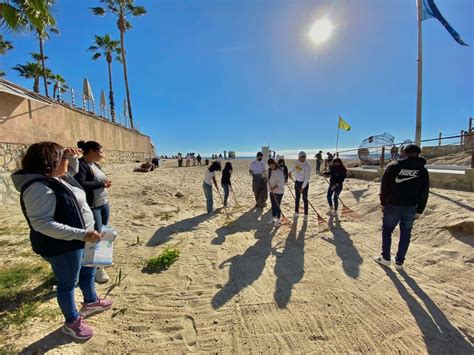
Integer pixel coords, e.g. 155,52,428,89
0,159,473,353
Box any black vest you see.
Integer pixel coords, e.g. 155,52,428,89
19,176,86,257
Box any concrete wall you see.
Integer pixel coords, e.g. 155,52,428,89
422,132,473,159
0,83,154,205
0,92,152,154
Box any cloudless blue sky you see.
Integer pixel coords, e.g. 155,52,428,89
1,0,473,155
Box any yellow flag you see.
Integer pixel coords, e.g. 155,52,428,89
338,115,351,131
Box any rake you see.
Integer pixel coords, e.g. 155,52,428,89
215,186,232,220
288,176,328,228
322,175,361,219
264,171,291,226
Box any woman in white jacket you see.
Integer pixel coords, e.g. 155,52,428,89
267,158,285,226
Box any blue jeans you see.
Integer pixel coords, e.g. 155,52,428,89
222,184,230,206
270,193,283,219
44,249,97,323
327,185,342,211
203,182,213,213
295,181,309,215
382,204,417,263
92,203,110,233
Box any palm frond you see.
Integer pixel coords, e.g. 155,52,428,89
90,6,106,16
92,52,102,60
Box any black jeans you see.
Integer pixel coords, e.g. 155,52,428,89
270,193,283,219
294,181,309,215
252,174,268,207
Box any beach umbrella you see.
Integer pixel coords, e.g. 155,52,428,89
82,78,94,102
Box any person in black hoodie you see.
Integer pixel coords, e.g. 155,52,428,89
325,158,347,214
221,162,232,207
374,144,429,268
75,141,112,283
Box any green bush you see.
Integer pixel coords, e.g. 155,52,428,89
146,246,180,272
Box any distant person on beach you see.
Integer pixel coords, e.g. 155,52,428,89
221,162,233,207
12,142,112,340
374,144,429,269
277,158,288,183
315,151,323,174
267,158,285,226
75,140,112,284
249,152,267,208
197,154,202,166
325,158,347,215
390,145,399,161
178,153,183,167
203,161,221,214
192,153,196,166
326,152,334,172
289,151,311,221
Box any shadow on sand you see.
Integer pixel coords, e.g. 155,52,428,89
147,212,216,246
321,214,363,279
430,191,474,213
211,208,264,245
20,327,86,354
383,267,473,353
273,219,307,308
211,216,277,310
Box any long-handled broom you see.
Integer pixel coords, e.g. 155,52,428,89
322,175,360,219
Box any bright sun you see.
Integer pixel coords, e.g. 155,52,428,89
308,18,333,45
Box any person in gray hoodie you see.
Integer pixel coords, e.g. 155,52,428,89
11,142,113,340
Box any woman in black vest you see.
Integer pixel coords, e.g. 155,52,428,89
12,142,113,340
75,141,112,283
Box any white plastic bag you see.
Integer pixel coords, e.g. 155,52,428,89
81,225,117,267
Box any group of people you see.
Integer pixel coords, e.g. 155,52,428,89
202,144,430,270
177,152,204,167
12,140,116,340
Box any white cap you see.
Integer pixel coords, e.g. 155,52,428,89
298,151,307,158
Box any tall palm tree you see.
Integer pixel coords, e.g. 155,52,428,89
91,0,146,129
0,0,58,97
0,35,14,77
12,62,42,92
88,34,121,122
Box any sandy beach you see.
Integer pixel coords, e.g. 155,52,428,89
0,159,473,353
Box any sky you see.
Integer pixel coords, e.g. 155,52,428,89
1,0,473,156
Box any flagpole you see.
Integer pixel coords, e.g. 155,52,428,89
336,127,340,154
415,0,423,146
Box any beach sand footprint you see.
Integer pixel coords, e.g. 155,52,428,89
181,315,197,349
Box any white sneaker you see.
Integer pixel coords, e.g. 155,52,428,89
293,212,299,218
373,256,391,267
95,268,110,284
273,219,281,227
303,214,308,221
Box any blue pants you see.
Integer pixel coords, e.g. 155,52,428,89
316,160,322,174
294,181,309,215
44,249,97,323
270,193,283,219
327,185,342,211
382,205,417,263
222,184,230,206
203,182,213,213
92,203,110,233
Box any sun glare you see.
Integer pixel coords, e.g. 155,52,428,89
308,18,333,45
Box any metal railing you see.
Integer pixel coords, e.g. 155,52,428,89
54,88,140,131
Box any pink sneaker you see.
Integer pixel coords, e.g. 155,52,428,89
80,297,113,317
62,315,94,340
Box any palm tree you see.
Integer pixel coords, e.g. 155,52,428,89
49,73,68,99
0,35,14,77
12,62,42,92
88,34,121,122
91,0,146,129
0,0,58,97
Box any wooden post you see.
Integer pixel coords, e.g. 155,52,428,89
438,132,442,146
471,149,474,169
470,117,473,132
461,130,465,145
381,147,385,169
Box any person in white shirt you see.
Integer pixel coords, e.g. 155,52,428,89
289,151,311,221
249,152,267,208
203,161,221,214
267,158,285,226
